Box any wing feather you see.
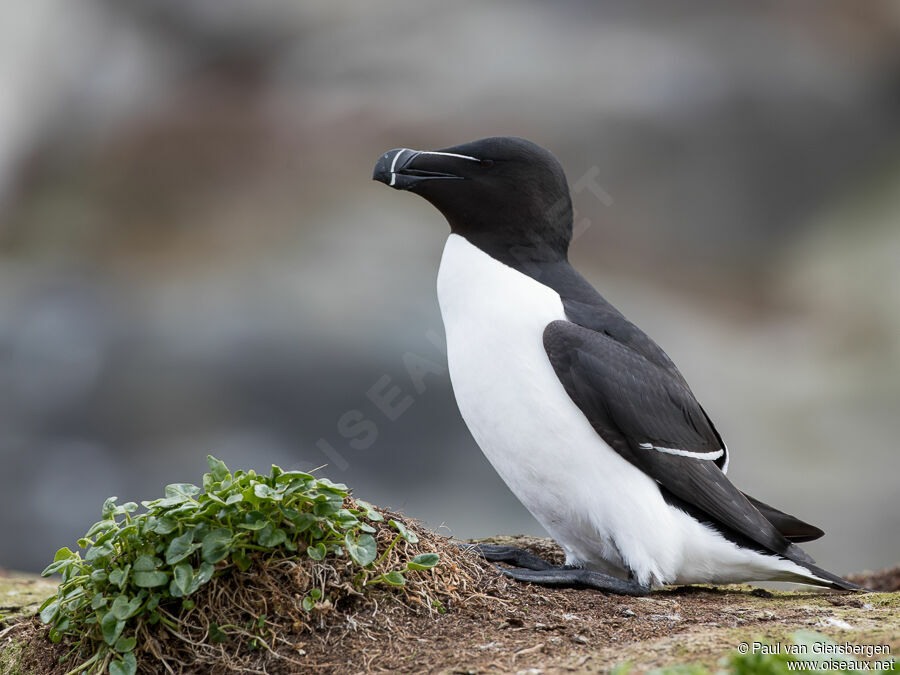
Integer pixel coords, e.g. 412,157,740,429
543,319,801,557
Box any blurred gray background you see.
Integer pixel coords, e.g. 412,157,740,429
1,0,898,576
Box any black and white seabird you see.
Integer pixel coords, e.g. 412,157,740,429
373,137,862,595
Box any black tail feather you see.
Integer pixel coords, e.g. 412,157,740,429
743,492,825,543
786,555,870,591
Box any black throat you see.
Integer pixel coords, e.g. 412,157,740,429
445,193,573,271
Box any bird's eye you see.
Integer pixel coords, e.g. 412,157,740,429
479,159,494,167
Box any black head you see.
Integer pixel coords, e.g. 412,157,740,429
373,137,573,265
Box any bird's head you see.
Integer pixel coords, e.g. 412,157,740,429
373,137,573,264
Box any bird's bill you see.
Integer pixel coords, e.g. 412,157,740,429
372,148,478,190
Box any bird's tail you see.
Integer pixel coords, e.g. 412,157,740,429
784,551,869,591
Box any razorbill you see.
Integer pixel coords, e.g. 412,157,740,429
373,137,862,595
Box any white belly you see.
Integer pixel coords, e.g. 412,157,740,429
436,233,821,588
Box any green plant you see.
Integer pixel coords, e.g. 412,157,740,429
39,456,439,675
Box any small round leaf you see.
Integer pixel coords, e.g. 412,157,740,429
407,553,440,570
345,533,377,567
306,543,327,561
382,571,406,586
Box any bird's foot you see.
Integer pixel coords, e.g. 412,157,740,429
464,543,650,595
465,543,554,570
499,566,651,596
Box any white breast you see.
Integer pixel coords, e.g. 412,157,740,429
435,233,824,588
436,234,680,584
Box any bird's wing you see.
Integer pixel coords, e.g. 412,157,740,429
543,319,797,557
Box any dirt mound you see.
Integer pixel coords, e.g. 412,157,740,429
11,509,512,674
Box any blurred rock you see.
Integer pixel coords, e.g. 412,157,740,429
0,1,898,573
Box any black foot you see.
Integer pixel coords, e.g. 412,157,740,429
465,544,554,570
499,566,651,596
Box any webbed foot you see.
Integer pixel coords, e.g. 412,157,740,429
499,565,650,596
